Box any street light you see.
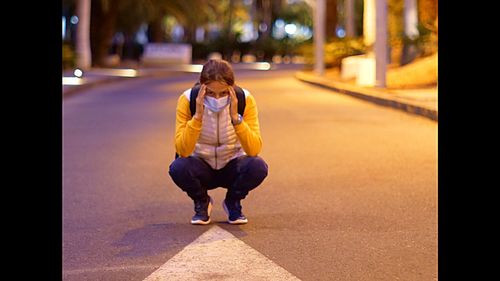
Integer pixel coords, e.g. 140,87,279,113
74,68,83,78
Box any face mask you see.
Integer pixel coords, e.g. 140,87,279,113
204,96,230,113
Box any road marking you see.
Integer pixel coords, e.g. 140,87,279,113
142,225,301,281
64,265,158,275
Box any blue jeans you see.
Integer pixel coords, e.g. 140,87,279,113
169,155,268,201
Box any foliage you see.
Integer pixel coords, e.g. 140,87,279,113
192,39,253,62
157,0,214,31
301,37,366,68
115,0,157,35
253,37,281,58
402,23,438,58
277,1,313,27
191,34,312,62
62,43,75,70
354,0,364,37
387,0,404,45
387,0,438,64
62,0,316,65
191,0,312,61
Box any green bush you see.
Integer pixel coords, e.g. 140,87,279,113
414,24,438,57
191,31,313,62
301,38,366,68
192,36,300,62
62,43,75,70
401,23,438,59
252,37,281,60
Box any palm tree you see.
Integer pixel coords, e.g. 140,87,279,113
157,0,213,42
418,0,438,32
326,0,338,40
89,0,121,67
75,0,91,69
253,0,285,39
69,0,242,67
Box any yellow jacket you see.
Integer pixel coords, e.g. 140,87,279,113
174,88,263,169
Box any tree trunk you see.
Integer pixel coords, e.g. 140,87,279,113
262,0,272,39
148,17,165,43
401,0,419,65
345,0,356,37
326,0,337,40
272,0,284,23
90,0,119,67
253,0,274,41
75,0,91,70
183,24,197,44
314,0,326,75
375,0,387,87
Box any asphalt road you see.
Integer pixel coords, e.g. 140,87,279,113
63,68,437,281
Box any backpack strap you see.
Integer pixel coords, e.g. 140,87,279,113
235,86,246,116
189,84,201,117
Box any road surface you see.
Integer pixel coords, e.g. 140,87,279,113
63,68,437,280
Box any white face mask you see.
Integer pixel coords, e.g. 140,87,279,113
204,96,230,113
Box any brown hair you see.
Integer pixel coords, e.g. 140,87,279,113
199,59,235,86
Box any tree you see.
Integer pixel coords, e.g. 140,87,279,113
418,0,437,32
326,0,337,40
75,0,91,69
88,0,204,66
345,0,356,37
253,0,285,39
401,0,419,65
156,0,213,42
89,0,120,67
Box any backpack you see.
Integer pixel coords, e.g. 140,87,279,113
175,83,246,159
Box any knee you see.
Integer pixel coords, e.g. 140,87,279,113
168,157,190,179
245,157,268,179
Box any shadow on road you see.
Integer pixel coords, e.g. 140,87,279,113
111,222,208,258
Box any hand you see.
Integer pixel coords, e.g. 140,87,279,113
228,86,239,122
193,84,206,121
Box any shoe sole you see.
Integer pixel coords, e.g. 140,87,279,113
191,197,213,225
222,199,248,225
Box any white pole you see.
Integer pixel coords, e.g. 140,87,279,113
76,0,92,70
314,0,326,76
363,0,376,48
375,0,387,87
404,0,419,40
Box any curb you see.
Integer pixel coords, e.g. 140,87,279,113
62,70,188,98
295,71,437,122
63,76,127,98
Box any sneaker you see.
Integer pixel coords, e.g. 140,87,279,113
222,199,248,224
191,196,213,225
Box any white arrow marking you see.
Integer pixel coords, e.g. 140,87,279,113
143,225,301,281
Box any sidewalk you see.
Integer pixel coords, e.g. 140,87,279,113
295,69,437,121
